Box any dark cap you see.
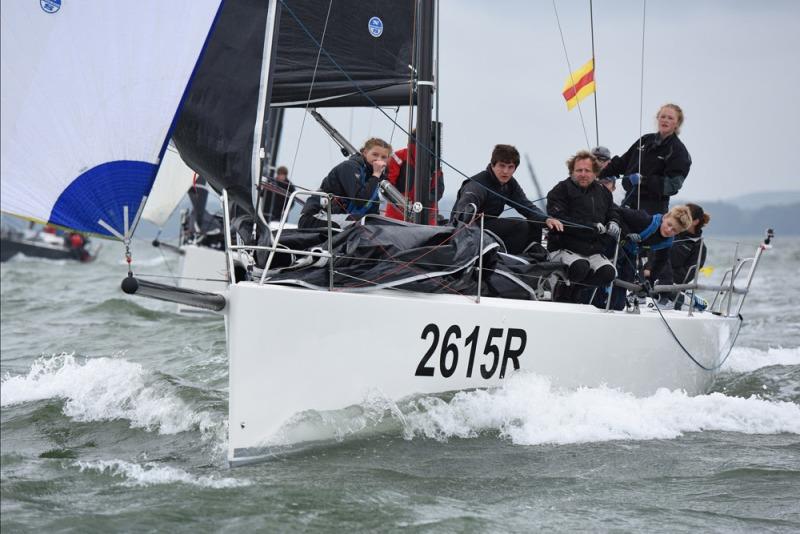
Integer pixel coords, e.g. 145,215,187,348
591,146,611,161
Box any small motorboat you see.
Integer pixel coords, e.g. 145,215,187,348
0,226,98,263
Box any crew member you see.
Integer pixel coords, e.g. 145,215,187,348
299,138,391,229
451,144,562,254
546,150,621,302
599,103,691,215
385,125,444,225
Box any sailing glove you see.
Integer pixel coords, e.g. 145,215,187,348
641,279,653,295
625,173,642,186
594,222,606,234
607,221,621,240
626,232,642,244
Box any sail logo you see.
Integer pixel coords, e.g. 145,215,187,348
40,0,61,13
368,17,384,38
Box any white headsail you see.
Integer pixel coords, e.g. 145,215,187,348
140,143,197,228
0,1,221,237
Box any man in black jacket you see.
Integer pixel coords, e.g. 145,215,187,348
451,144,562,254
264,165,295,222
546,150,621,302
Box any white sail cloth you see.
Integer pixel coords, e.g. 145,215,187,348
141,144,197,228
0,1,221,237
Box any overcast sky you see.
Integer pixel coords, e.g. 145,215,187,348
275,0,800,204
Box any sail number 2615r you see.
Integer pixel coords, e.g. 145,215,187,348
416,324,526,379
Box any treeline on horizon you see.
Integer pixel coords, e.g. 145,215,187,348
681,201,798,236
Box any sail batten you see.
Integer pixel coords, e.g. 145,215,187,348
0,1,222,237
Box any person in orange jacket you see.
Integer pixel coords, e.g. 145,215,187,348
385,125,444,225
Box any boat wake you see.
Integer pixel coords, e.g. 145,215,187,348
0,353,223,439
720,345,800,373
74,459,248,488
276,371,800,450
399,373,800,446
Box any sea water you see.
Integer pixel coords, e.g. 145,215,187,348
1,235,798,532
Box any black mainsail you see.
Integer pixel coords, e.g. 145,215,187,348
173,0,417,213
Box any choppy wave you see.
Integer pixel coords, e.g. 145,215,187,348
4,254,68,265
75,460,248,488
400,373,800,445
0,353,219,436
721,346,800,373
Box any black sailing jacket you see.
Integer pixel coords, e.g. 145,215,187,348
300,154,383,226
657,228,707,285
451,166,547,222
619,207,672,279
546,177,621,256
599,133,691,214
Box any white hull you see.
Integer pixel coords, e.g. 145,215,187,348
176,245,228,314
226,282,738,465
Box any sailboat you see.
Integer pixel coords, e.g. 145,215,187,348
143,144,230,312
0,222,98,263
1,1,773,467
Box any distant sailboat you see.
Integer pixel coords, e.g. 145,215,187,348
0,223,98,263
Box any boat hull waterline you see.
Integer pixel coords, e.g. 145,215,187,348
226,282,737,465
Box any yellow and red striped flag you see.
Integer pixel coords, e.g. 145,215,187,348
562,59,595,110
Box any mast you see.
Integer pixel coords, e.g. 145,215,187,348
413,0,435,224
252,0,281,212
262,107,285,179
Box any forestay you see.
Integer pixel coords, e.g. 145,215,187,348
0,1,221,237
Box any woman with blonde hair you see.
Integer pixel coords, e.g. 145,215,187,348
598,103,691,215
655,203,712,308
299,138,392,229
601,204,693,310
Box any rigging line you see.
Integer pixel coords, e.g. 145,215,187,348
651,298,743,372
326,190,593,231
333,212,479,296
636,0,647,211
552,0,591,150
155,241,179,284
589,0,599,146
286,0,335,200
277,0,551,222
388,107,400,145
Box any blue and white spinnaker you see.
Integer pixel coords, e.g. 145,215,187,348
0,1,221,237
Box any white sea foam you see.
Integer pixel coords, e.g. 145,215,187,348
721,346,800,373
75,460,248,488
0,353,218,435
401,373,800,445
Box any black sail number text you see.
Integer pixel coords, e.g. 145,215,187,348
416,324,526,379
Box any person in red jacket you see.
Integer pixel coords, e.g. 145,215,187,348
385,125,444,225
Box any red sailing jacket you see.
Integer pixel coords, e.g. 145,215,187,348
385,145,443,224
